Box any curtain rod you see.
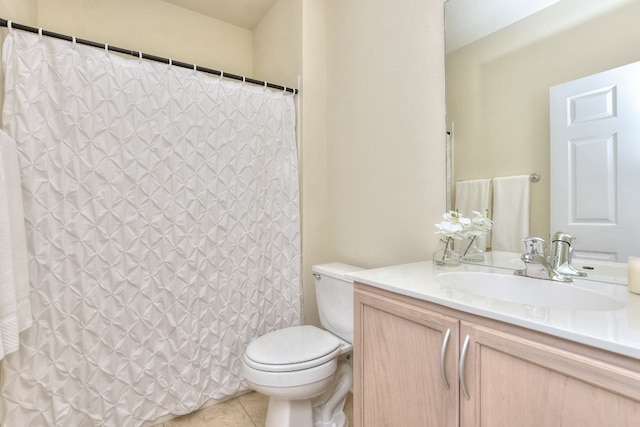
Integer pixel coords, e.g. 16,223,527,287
0,18,298,95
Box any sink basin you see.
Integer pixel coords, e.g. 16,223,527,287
436,272,625,311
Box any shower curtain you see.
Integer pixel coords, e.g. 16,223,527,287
0,30,301,426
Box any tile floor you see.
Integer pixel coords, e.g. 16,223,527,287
158,391,353,427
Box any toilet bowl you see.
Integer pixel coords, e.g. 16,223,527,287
242,263,361,427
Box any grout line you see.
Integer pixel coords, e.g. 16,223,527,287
237,395,259,427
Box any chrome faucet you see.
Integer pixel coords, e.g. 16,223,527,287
550,232,587,277
514,236,572,282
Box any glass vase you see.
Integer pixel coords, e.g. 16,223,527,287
460,236,485,262
433,238,460,266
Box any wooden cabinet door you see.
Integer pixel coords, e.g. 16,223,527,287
354,289,459,427
459,321,640,427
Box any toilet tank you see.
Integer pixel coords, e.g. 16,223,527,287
312,262,362,344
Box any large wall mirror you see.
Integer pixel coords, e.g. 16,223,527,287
445,0,640,263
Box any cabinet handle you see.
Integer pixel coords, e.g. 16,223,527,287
459,334,471,400
440,328,451,390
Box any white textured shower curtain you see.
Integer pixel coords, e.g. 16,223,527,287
0,31,301,426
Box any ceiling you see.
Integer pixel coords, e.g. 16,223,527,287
164,0,563,48
162,0,631,54
445,0,561,53
445,0,632,53
162,0,277,29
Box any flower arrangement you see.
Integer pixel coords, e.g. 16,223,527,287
434,210,493,264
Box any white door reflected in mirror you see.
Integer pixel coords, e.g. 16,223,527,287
550,60,640,262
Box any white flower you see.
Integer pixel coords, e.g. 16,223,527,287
435,210,492,240
460,209,493,239
435,211,471,238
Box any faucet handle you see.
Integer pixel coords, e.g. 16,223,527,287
551,231,587,278
522,237,547,256
552,231,574,245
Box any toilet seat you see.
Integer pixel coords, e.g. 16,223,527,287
244,325,342,372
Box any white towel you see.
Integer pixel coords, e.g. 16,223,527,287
0,129,32,360
492,175,530,252
455,179,492,249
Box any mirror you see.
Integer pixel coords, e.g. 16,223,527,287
445,0,640,272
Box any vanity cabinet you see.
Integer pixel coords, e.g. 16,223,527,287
354,283,640,427
353,286,459,426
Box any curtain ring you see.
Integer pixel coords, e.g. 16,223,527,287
283,85,287,93
220,70,224,78
104,43,109,53
7,20,12,30
72,36,76,48
38,28,43,38
139,51,143,61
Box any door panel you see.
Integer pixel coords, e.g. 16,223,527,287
459,321,640,426
550,61,640,261
354,290,459,427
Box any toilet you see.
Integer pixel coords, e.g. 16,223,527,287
242,262,361,427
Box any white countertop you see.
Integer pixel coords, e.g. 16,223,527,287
348,260,640,360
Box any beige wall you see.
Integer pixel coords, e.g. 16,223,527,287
447,0,640,241
255,0,448,325
35,0,253,75
298,0,327,326
325,0,446,269
254,0,302,89
0,0,37,25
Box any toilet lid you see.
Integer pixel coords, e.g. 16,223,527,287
244,325,342,372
